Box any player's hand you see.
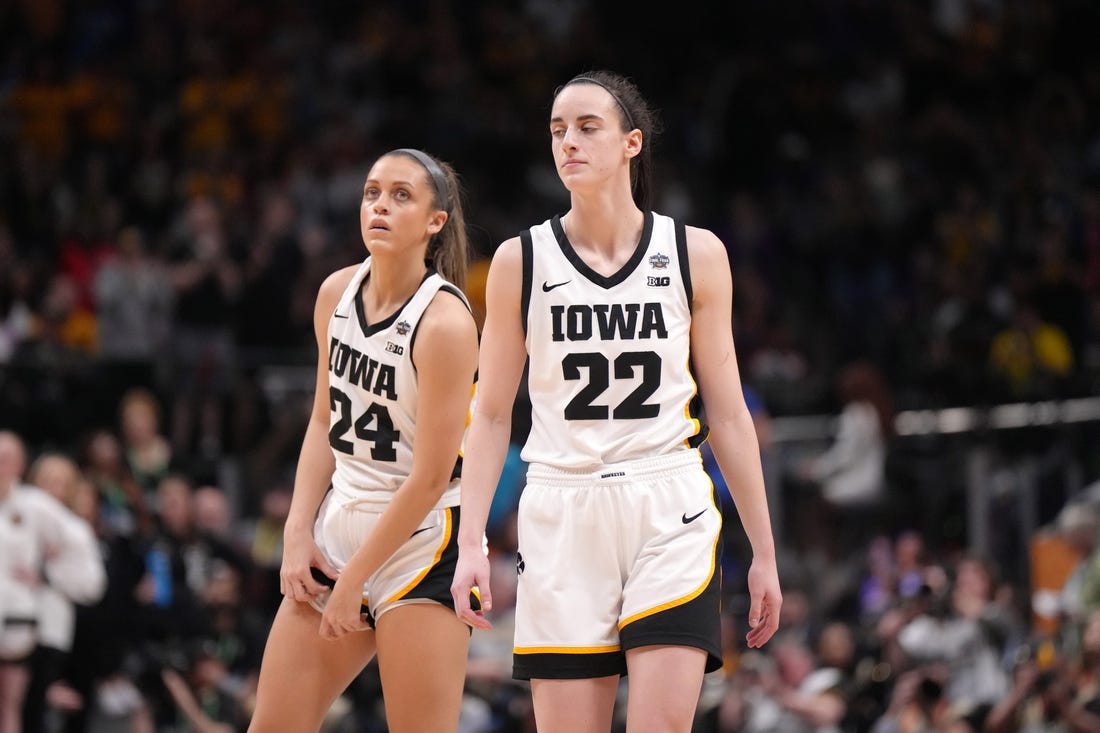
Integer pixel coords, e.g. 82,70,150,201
279,529,338,603
745,556,781,648
451,545,493,631
319,577,370,640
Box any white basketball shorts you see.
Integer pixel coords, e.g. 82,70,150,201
512,449,723,679
308,489,478,626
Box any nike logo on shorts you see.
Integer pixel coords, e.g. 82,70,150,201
682,509,706,524
542,280,570,292
410,525,434,538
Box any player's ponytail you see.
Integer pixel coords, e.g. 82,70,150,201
427,159,469,291
388,149,469,291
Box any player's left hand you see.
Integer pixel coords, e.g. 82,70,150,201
318,576,370,640
745,556,782,648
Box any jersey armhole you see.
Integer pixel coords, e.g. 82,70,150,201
409,284,473,374
675,220,693,312
520,229,534,336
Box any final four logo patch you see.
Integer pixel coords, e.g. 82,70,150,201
395,320,411,336
648,253,670,269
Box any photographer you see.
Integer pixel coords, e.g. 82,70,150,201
894,555,1018,712
985,652,1100,733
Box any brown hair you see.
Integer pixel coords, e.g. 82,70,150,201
385,149,469,291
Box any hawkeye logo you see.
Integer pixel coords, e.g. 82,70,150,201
648,253,669,269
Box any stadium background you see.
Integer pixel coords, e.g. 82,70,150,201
2,0,1100,730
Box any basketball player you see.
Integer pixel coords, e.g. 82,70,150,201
249,149,479,733
451,71,782,732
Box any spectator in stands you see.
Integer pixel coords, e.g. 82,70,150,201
166,196,244,461
0,431,106,733
119,387,174,497
795,360,895,556
21,452,87,733
989,299,1075,400
94,226,173,414
895,554,1016,713
80,427,150,539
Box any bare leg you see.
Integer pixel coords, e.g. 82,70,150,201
529,675,618,733
625,645,707,733
248,597,376,733
373,603,470,732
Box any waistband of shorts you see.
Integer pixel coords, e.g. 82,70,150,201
526,449,702,487
331,480,460,512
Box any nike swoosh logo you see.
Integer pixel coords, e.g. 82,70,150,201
542,280,571,292
682,509,706,524
333,313,349,319
410,526,434,538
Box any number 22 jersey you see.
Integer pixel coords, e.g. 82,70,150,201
520,211,709,470
327,257,469,507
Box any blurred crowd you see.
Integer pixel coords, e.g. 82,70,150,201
3,0,1100,731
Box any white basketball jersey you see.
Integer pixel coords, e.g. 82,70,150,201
520,211,708,469
327,258,470,507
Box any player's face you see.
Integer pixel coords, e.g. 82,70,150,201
549,84,637,193
360,155,447,254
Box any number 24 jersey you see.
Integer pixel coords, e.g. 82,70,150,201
326,258,469,507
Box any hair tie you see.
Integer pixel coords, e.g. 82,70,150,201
567,77,635,130
390,148,452,213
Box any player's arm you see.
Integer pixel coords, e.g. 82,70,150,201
686,225,781,647
451,237,528,628
280,266,355,603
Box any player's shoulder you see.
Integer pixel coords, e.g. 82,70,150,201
314,262,362,316
682,225,725,255
486,236,524,278
679,225,728,271
319,263,362,299
494,235,523,259
424,283,476,330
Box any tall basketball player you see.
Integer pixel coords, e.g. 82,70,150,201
249,149,479,733
452,71,783,732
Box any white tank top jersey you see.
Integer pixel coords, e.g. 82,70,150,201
520,211,709,469
326,258,471,507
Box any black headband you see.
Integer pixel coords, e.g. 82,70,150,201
390,148,452,213
566,77,635,131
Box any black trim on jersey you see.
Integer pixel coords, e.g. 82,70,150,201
354,268,436,338
675,220,693,312
520,229,533,336
513,650,625,680
405,282,473,481
409,282,472,375
550,210,653,289
687,357,710,448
